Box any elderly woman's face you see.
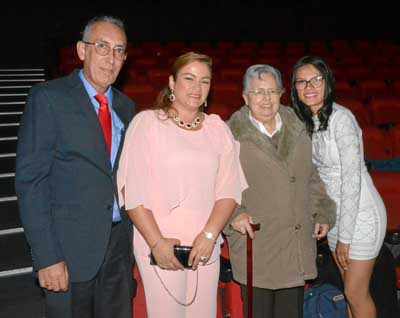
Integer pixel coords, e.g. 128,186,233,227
243,72,281,125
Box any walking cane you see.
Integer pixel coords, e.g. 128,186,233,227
247,223,260,318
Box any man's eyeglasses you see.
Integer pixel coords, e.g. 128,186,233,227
82,41,127,60
294,75,324,90
247,88,282,98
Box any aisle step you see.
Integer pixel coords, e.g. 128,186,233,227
0,123,19,138
0,112,23,124
0,231,31,272
0,198,20,230
0,137,17,153
0,154,16,174
0,173,16,197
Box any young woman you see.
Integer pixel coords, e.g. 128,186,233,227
290,56,387,318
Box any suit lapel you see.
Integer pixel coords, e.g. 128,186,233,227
66,72,112,174
111,91,129,175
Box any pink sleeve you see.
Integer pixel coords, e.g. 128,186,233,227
117,111,153,211
215,122,248,204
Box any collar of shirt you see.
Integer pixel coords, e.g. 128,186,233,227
248,110,282,137
79,70,113,110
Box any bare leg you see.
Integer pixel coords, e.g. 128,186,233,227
332,253,376,318
332,253,352,318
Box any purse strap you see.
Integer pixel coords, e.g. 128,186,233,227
152,266,198,306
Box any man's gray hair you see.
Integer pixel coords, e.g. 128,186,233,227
82,15,126,41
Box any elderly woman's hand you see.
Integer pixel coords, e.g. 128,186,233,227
231,213,255,239
313,223,329,240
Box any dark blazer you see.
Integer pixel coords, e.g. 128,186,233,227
15,69,135,282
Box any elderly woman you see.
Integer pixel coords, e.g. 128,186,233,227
225,64,336,318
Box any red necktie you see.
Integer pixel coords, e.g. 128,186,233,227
95,93,112,156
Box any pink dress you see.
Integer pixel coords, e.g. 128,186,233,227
117,110,247,317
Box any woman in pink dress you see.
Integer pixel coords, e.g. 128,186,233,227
117,52,247,317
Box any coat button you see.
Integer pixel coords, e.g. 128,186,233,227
289,176,296,183
107,204,113,210
295,224,301,230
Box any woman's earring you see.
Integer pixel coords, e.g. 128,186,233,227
169,90,176,102
203,99,207,108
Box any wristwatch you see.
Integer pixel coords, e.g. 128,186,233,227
204,231,216,242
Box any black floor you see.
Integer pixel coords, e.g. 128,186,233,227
0,274,44,318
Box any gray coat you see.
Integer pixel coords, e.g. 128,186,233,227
225,105,336,289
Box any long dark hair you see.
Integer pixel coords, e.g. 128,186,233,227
290,56,335,136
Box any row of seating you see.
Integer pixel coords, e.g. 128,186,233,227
363,126,400,160
58,39,400,78
121,62,400,83
336,97,400,128
130,38,398,49
61,39,399,59
59,49,400,76
120,81,400,122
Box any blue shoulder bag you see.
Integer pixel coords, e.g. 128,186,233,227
304,283,348,318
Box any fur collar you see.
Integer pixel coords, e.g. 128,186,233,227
228,105,307,163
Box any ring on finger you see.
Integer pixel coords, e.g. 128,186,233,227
200,256,207,262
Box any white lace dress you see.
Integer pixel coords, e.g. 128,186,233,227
312,103,387,260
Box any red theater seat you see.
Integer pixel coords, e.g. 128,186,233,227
335,81,358,99
147,68,170,90
358,80,391,102
369,97,400,127
369,171,400,230
133,266,147,318
121,84,158,111
207,102,238,121
336,97,372,128
388,126,400,158
362,127,392,160
211,82,242,107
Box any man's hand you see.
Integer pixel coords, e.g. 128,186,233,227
38,261,69,292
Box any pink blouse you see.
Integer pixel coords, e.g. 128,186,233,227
117,110,247,258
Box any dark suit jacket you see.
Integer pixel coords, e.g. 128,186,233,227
15,69,135,282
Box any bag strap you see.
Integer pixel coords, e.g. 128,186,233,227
152,265,198,306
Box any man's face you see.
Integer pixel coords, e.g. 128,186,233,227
77,21,127,93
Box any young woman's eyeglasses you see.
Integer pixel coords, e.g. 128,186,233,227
82,41,127,60
294,75,324,90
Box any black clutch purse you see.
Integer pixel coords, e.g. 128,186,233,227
150,245,192,269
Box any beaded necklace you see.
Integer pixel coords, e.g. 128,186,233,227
172,113,203,130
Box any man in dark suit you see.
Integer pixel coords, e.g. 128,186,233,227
15,15,136,318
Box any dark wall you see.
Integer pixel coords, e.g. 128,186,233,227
2,2,398,68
